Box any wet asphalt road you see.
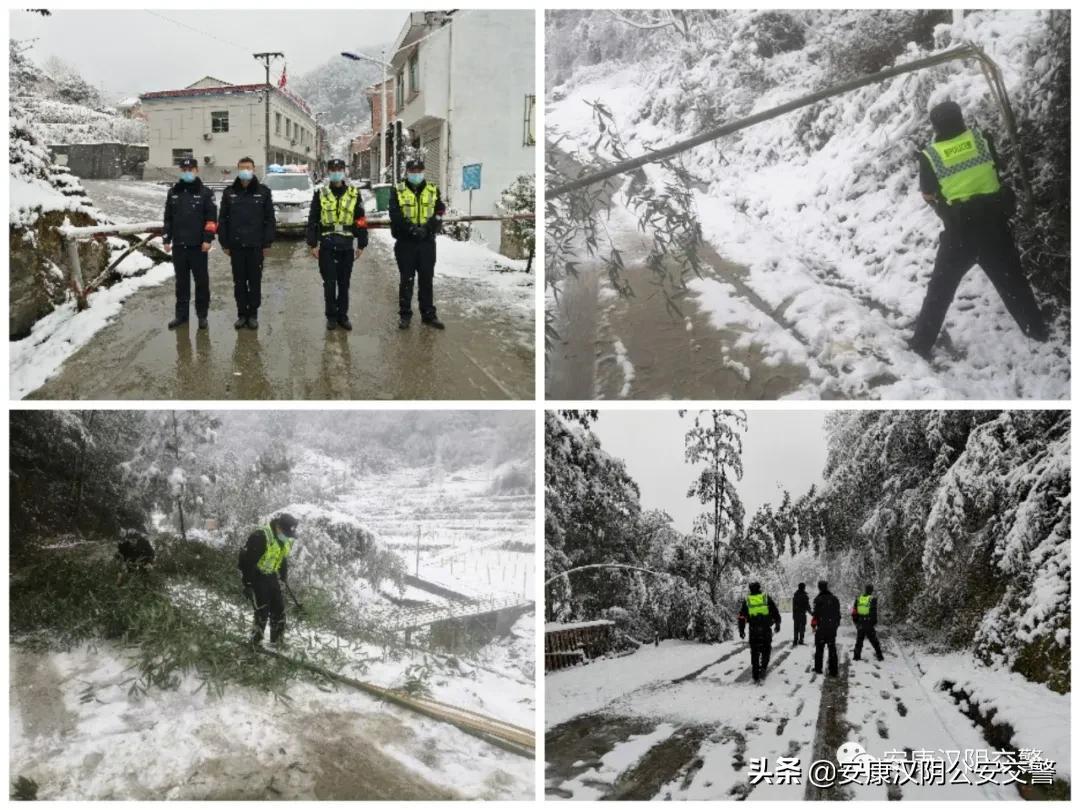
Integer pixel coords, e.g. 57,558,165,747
31,181,534,400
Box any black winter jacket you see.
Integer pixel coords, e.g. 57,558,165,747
811,590,841,634
305,183,369,249
792,587,811,617
218,177,275,249
388,180,446,242
237,529,289,583
163,177,217,247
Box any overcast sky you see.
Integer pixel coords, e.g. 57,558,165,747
10,9,407,99
590,410,828,534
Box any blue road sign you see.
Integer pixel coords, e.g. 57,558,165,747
462,163,482,191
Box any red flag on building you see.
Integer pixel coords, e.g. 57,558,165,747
278,64,287,88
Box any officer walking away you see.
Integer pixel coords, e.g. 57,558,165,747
852,584,885,661
811,580,841,676
162,157,217,330
238,512,299,647
792,581,810,646
306,158,368,331
218,156,275,330
389,157,446,330
737,581,782,684
908,100,1048,360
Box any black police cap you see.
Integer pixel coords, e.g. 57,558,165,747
405,157,425,171
178,157,198,169
327,158,346,169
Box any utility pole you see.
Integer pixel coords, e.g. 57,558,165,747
415,526,421,576
253,51,284,172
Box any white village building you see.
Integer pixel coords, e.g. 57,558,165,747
388,10,535,246
139,76,319,183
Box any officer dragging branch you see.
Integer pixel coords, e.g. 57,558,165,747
162,157,218,330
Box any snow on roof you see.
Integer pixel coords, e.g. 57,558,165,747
545,620,615,633
140,82,313,117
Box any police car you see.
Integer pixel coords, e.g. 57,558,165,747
264,166,314,235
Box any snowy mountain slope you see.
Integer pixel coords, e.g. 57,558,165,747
291,47,386,157
546,10,1069,399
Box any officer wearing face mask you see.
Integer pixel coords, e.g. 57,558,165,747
306,158,368,331
217,156,275,330
162,157,218,330
389,157,446,330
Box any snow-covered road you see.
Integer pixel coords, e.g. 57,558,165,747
10,642,531,800
14,181,534,400
546,626,1058,800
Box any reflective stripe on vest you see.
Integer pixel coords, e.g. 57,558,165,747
746,592,769,617
922,127,1001,204
320,185,359,235
256,524,293,574
395,182,439,226
857,594,873,616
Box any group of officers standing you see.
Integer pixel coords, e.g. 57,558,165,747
161,155,447,332
737,580,883,683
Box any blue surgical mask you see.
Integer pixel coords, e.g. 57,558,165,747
180,171,195,183
407,173,425,185
238,169,254,181
329,171,346,183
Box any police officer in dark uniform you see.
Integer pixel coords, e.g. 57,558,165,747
851,584,884,661
162,157,218,330
389,157,446,330
306,158,368,331
909,100,1047,359
218,156,275,330
811,580,841,676
792,581,810,645
238,513,299,647
737,581,782,683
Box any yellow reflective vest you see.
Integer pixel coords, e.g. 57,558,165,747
746,592,770,617
395,181,439,226
256,524,293,575
856,594,873,616
922,128,1001,204
319,185,360,235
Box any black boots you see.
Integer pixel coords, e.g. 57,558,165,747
422,317,446,330
167,317,187,330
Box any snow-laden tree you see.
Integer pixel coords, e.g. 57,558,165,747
682,410,747,605
126,411,221,540
807,409,1070,691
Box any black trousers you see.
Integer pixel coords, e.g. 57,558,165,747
229,247,263,317
793,614,807,645
250,575,286,643
854,622,883,659
395,239,437,321
318,240,354,320
748,626,773,680
815,630,839,675
910,214,1046,354
173,245,210,321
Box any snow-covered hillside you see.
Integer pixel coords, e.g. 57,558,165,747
292,47,386,158
546,10,1070,399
